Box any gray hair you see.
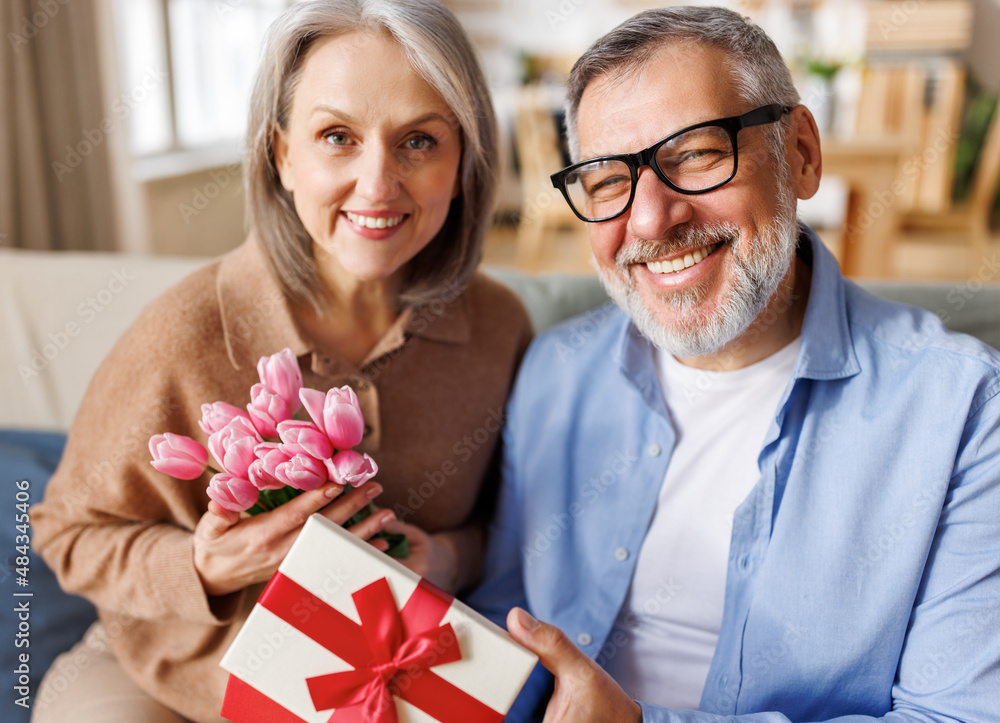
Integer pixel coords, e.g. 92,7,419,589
565,6,800,161
245,0,498,308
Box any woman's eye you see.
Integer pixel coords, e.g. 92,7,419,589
324,132,350,146
405,135,436,151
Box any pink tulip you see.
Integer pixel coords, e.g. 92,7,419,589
207,473,259,512
198,401,250,436
247,383,293,439
325,450,379,488
208,417,261,479
300,386,365,450
247,442,289,491
276,419,333,460
149,433,209,480
257,348,303,412
274,452,328,491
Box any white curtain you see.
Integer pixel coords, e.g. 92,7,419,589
1,0,118,252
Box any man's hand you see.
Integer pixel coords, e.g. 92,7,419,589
507,607,642,723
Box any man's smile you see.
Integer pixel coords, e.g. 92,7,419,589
645,243,722,275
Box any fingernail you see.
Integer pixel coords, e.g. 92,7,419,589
324,483,343,499
515,607,539,632
365,483,382,499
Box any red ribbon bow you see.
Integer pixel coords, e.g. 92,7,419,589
305,577,462,722
221,572,504,723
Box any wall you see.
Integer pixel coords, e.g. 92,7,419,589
142,163,246,257
969,0,1000,93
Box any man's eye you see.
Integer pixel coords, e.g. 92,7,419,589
587,175,629,196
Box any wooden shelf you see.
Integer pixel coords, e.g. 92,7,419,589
865,0,973,54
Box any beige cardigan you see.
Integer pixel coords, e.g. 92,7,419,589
32,237,532,722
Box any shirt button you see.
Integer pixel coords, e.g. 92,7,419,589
648,444,661,457
614,547,629,561
576,632,592,647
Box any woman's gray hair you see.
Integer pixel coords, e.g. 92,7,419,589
565,6,800,162
245,0,498,308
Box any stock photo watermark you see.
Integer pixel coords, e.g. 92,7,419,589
546,0,591,29
520,447,640,565
178,162,242,224
52,64,168,183
391,406,505,521
17,268,136,385
6,0,72,52
876,0,930,40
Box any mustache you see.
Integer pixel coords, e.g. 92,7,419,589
615,223,740,267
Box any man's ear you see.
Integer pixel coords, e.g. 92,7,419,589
273,127,294,193
786,105,822,201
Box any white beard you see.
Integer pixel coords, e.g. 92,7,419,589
597,183,799,359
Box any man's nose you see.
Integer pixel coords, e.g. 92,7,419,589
626,166,693,238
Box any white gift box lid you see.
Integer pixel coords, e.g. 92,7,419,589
220,514,537,723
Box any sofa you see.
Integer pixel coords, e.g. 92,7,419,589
3,246,1000,719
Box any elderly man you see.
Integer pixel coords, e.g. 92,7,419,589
467,6,1000,723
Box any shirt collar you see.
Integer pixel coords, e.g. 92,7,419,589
616,224,860,386
794,225,860,381
217,237,472,372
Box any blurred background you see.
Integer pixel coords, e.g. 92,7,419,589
2,0,998,280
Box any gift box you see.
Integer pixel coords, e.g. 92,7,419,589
220,514,538,723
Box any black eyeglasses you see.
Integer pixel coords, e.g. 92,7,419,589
550,104,792,223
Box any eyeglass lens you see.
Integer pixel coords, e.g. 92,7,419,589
562,125,736,221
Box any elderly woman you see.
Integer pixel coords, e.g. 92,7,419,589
30,1,531,721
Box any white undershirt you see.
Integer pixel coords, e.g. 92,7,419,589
603,338,800,709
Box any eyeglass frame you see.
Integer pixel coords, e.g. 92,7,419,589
550,103,793,223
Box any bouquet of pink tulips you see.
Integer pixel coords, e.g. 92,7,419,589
148,348,406,557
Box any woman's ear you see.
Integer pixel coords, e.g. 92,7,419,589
273,128,294,192
786,105,822,201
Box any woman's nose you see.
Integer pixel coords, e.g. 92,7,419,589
354,145,401,202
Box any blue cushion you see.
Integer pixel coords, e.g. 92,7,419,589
1,430,97,720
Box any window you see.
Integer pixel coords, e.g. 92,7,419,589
111,0,292,162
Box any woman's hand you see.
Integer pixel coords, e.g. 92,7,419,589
193,481,395,597
380,518,460,593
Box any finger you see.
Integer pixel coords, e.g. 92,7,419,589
507,608,591,679
342,506,395,541
268,481,344,531
196,503,242,541
318,483,384,526
381,517,414,536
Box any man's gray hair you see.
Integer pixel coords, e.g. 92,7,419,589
564,6,800,160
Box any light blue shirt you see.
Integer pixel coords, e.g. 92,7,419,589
467,228,1000,722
